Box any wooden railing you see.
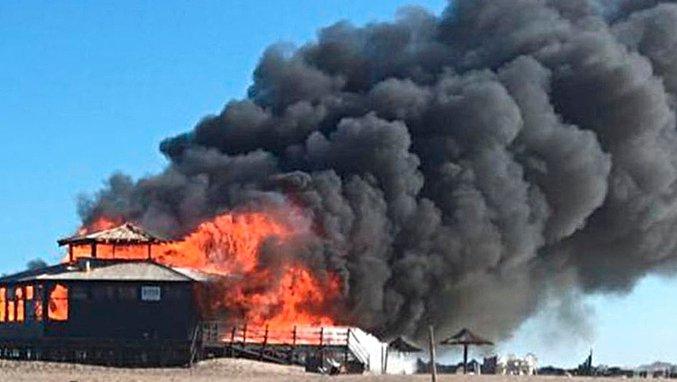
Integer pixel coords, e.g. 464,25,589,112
200,322,379,372
202,322,351,347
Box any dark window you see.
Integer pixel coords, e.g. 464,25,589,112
25,301,34,321
163,286,187,300
105,286,116,300
71,285,89,301
118,286,137,300
91,286,108,301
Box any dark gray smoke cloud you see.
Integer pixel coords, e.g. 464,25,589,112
79,0,677,342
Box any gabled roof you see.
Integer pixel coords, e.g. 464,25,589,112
388,337,422,353
169,267,217,283
57,222,171,246
440,328,494,346
0,259,206,283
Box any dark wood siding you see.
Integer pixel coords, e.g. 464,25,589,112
0,321,43,340
43,281,198,341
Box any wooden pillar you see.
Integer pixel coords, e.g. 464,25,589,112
344,329,350,366
259,325,269,360
429,326,437,382
319,327,325,363
384,344,389,374
463,344,468,374
90,243,97,259
289,326,297,364
229,326,236,357
242,323,248,347
147,244,152,261
68,244,73,262
40,284,47,323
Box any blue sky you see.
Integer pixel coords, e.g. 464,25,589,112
0,0,674,368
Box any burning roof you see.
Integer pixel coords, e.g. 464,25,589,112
0,259,209,283
57,222,171,247
52,212,341,329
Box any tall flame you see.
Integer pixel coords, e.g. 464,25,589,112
77,216,119,236
71,211,340,328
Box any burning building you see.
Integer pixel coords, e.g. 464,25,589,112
0,221,388,372
0,223,206,365
10,0,677,371
71,0,677,349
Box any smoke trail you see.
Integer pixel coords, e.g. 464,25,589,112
79,0,677,341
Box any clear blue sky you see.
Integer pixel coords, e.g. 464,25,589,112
0,0,673,368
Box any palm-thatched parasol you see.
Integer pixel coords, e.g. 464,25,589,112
440,328,494,374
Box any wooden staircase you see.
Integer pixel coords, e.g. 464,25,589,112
200,322,381,373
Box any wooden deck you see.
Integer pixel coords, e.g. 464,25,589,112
201,322,375,373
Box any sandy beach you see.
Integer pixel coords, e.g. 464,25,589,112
0,359,644,382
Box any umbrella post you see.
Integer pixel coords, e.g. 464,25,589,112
429,326,437,382
463,344,468,374
440,328,494,375
384,346,389,374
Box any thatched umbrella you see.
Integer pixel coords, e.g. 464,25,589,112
389,337,423,353
440,328,494,374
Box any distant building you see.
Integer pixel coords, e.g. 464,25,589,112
482,355,497,374
489,353,538,375
577,349,593,375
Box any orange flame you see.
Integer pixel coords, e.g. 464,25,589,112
72,210,341,328
77,216,119,236
237,266,339,328
0,287,5,322
15,288,24,322
48,284,69,321
160,212,291,274
7,301,14,322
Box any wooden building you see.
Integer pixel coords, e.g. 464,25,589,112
0,223,208,366
0,222,390,372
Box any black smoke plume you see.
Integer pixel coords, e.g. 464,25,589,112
79,0,677,341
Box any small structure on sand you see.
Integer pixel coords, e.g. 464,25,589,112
440,328,494,374
496,353,538,375
385,337,421,375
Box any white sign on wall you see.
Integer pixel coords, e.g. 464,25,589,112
141,286,161,301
